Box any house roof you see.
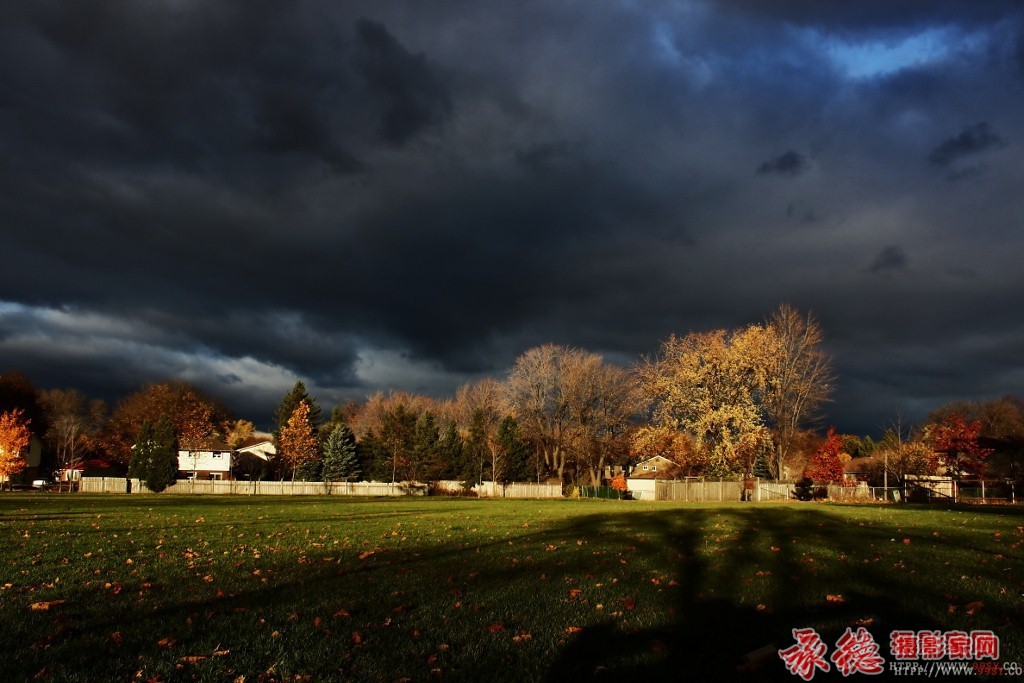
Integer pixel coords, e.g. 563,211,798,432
630,455,682,480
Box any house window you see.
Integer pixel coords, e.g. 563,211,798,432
210,473,222,480
643,465,649,471
651,466,657,471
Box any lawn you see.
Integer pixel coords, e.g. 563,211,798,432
0,494,1021,681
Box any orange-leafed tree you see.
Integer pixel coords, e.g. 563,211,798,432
101,382,227,464
0,408,32,487
279,401,319,480
804,427,847,483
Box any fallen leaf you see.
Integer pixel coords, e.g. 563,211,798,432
333,609,351,618
351,631,363,644
110,632,124,644
623,597,636,611
826,594,846,604
29,600,66,611
157,636,177,650
965,601,984,615
487,623,505,632
179,656,206,664
565,626,583,634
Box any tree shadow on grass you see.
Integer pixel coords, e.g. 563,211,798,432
541,505,1015,682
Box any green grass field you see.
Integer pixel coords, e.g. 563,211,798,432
1,495,1021,681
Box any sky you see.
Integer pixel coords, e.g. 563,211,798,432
1,0,1023,435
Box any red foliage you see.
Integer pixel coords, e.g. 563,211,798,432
609,474,628,492
931,413,991,478
804,427,846,483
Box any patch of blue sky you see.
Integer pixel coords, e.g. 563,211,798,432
817,26,989,79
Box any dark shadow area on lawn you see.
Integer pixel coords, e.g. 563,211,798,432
539,507,957,682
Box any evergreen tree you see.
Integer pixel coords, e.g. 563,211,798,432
495,416,532,483
752,448,773,479
294,457,322,482
273,381,323,439
437,420,464,480
462,407,489,485
146,416,179,493
128,420,154,479
322,423,360,482
357,432,390,482
412,410,440,481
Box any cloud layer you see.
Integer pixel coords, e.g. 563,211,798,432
1,0,1023,433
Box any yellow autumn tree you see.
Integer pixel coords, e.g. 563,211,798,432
278,401,318,479
0,408,32,487
640,325,777,478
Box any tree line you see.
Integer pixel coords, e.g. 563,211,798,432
2,304,1022,489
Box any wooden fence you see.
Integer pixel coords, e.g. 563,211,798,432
79,477,561,498
433,480,563,498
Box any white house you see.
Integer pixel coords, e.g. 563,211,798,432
177,436,276,481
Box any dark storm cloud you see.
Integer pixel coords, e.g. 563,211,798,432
1,0,1023,434
353,18,452,145
928,122,1007,167
868,246,909,274
757,151,810,177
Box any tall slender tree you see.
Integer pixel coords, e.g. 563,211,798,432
763,304,834,480
146,416,179,493
127,421,154,480
279,401,319,480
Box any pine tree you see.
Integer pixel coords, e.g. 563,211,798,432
273,381,323,439
412,410,440,481
146,416,179,493
322,423,360,482
495,416,532,483
294,457,322,482
462,408,489,485
752,448,773,479
437,421,463,480
128,420,154,480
